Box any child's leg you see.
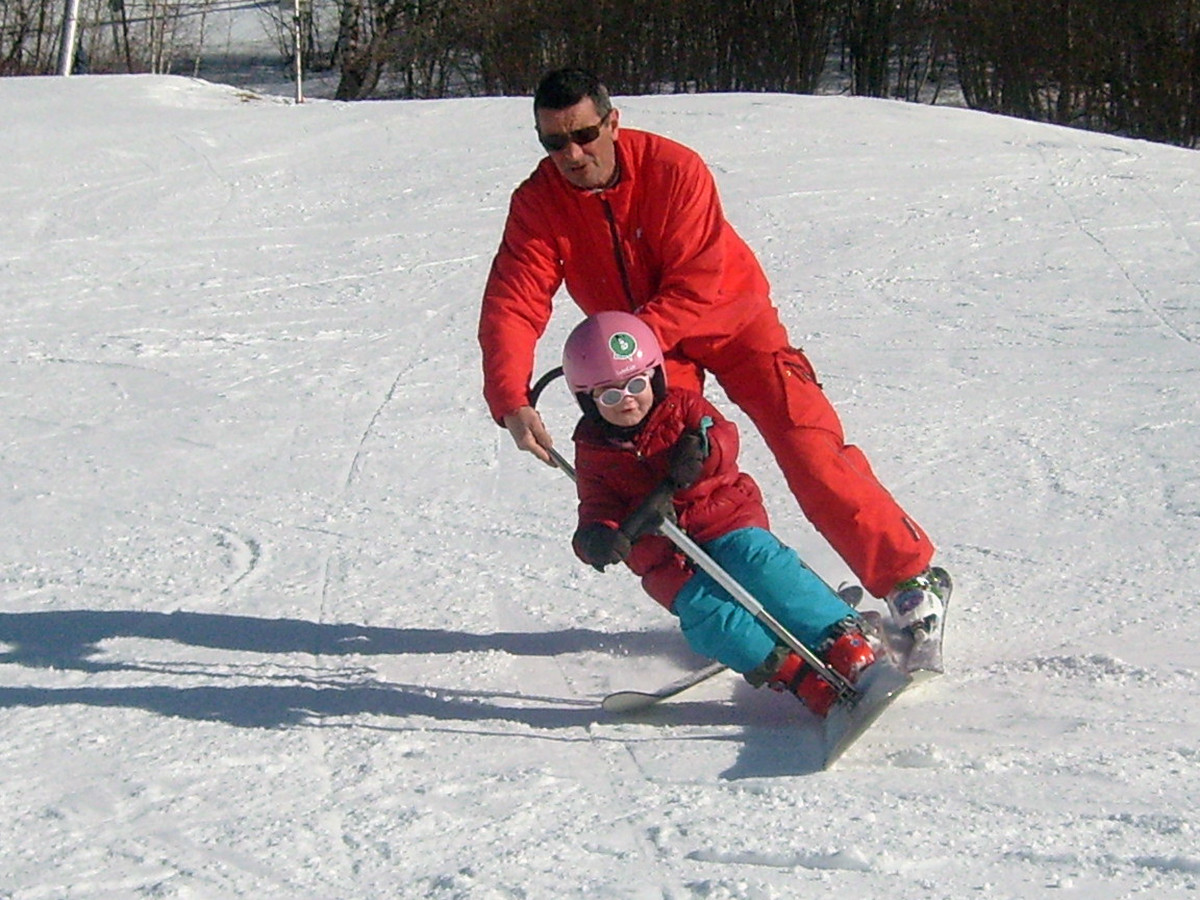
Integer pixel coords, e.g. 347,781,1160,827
705,527,854,648
672,573,772,672
671,527,855,672
672,576,779,672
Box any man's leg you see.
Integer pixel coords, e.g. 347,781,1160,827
699,310,934,597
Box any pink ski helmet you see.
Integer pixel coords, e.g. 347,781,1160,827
562,311,664,393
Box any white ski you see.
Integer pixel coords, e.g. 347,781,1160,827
601,661,729,713
820,655,913,768
600,573,951,769
821,569,952,767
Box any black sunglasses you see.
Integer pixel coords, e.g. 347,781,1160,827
538,112,611,153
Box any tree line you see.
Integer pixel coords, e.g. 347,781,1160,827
3,0,1198,147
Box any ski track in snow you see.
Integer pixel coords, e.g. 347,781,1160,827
1,76,1198,898
1032,140,1199,347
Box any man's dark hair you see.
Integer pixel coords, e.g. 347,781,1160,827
534,68,612,118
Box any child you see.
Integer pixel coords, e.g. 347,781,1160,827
564,311,877,717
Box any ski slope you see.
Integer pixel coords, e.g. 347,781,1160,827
2,74,1199,899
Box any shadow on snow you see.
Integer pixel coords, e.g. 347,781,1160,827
0,608,825,776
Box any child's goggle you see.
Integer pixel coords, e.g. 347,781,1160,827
594,374,651,408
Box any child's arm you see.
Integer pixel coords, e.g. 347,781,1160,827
571,438,641,571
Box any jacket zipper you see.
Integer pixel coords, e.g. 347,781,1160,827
601,198,638,309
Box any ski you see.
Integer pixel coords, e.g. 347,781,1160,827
821,655,912,768
601,660,729,713
821,568,952,767
599,572,951,768
600,584,867,713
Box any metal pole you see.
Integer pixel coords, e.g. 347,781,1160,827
292,0,303,104
58,0,81,75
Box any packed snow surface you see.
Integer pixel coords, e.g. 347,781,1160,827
2,75,1199,899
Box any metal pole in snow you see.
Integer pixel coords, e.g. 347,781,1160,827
292,0,303,104
280,0,303,102
58,0,81,75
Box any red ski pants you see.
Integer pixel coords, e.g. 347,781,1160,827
666,308,934,598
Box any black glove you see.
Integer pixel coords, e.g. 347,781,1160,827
574,523,632,572
667,430,709,489
620,482,676,541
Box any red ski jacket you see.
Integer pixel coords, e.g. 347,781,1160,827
572,387,769,609
480,128,773,423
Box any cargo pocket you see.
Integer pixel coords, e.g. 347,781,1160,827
774,348,825,426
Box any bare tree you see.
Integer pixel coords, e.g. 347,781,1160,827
941,0,1199,146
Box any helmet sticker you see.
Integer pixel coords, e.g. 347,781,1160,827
609,332,637,359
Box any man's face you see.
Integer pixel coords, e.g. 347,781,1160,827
535,97,620,190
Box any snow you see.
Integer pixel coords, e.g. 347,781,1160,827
3,73,1199,899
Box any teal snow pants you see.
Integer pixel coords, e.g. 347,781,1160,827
671,527,855,674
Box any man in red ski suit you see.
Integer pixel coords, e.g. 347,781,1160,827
479,67,944,619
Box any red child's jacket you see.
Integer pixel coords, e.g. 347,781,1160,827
572,387,769,609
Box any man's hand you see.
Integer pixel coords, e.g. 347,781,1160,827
502,406,556,467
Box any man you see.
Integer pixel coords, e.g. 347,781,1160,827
478,67,946,631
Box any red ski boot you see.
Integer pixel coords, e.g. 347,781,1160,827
747,624,878,718
825,628,878,684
